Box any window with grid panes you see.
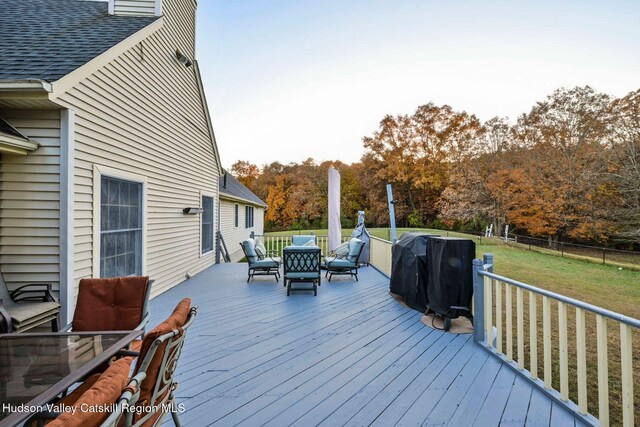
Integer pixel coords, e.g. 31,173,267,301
202,195,214,254
100,176,143,278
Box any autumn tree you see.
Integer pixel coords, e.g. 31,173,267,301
230,160,260,190
361,103,483,227
439,117,515,234
511,86,617,241
609,89,640,243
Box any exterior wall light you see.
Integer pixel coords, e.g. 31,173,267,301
183,207,203,214
176,50,193,67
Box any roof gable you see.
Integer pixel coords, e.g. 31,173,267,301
0,0,158,82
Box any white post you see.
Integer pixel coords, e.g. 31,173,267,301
59,109,75,325
327,168,341,251
386,184,397,244
504,224,509,241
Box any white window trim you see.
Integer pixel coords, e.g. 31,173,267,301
92,165,148,278
200,190,216,257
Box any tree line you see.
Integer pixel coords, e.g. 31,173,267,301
231,86,640,248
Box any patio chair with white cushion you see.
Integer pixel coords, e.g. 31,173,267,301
240,238,281,282
324,238,365,282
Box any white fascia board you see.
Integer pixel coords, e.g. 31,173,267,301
219,192,267,208
0,80,53,93
0,133,39,152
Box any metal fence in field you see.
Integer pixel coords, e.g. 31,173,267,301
509,234,640,267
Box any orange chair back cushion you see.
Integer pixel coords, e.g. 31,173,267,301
133,298,191,425
73,277,149,331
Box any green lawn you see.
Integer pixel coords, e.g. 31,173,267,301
266,227,640,319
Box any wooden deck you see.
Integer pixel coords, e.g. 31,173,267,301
150,263,584,427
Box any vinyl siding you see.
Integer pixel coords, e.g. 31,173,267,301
113,0,157,16
219,199,264,262
0,109,61,290
55,0,219,298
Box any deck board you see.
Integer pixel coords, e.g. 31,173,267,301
148,263,583,427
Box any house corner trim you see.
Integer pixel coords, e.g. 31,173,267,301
60,109,75,324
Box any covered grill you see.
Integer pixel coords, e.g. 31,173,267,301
389,233,439,312
426,237,475,322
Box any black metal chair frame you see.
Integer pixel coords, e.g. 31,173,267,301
283,248,322,296
325,241,366,282
240,241,280,283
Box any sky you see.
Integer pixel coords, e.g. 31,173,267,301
195,0,640,169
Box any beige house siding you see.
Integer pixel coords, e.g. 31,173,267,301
54,0,220,298
0,109,61,290
220,198,264,262
113,0,159,16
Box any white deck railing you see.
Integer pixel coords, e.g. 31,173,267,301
256,234,350,257
368,236,393,276
473,255,639,427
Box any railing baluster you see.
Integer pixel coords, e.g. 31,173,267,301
558,301,569,401
576,307,587,414
529,292,537,379
543,295,552,389
596,315,609,427
620,323,634,427
484,275,493,348
495,280,502,354
517,287,524,369
506,283,513,361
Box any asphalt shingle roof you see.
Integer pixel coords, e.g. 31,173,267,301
0,0,158,82
0,117,29,140
219,171,267,207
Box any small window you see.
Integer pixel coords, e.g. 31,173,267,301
245,206,254,228
100,176,143,278
234,204,239,227
202,195,214,254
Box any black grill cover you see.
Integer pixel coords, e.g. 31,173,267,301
389,233,439,312
426,237,475,318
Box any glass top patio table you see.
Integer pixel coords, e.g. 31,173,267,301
0,330,139,427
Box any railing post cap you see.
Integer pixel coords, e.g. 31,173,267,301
483,253,494,259
472,258,484,266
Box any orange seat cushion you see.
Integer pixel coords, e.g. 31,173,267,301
73,276,149,331
129,339,142,352
48,356,134,427
133,298,191,425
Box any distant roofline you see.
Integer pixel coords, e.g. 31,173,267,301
219,191,267,208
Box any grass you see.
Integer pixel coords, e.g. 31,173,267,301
267,227,640,424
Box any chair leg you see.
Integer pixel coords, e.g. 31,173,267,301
172,410,182,427
51,317,59,332
169,391,182,427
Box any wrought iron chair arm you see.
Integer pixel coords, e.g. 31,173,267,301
115,349,141,358
10,283,58,303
